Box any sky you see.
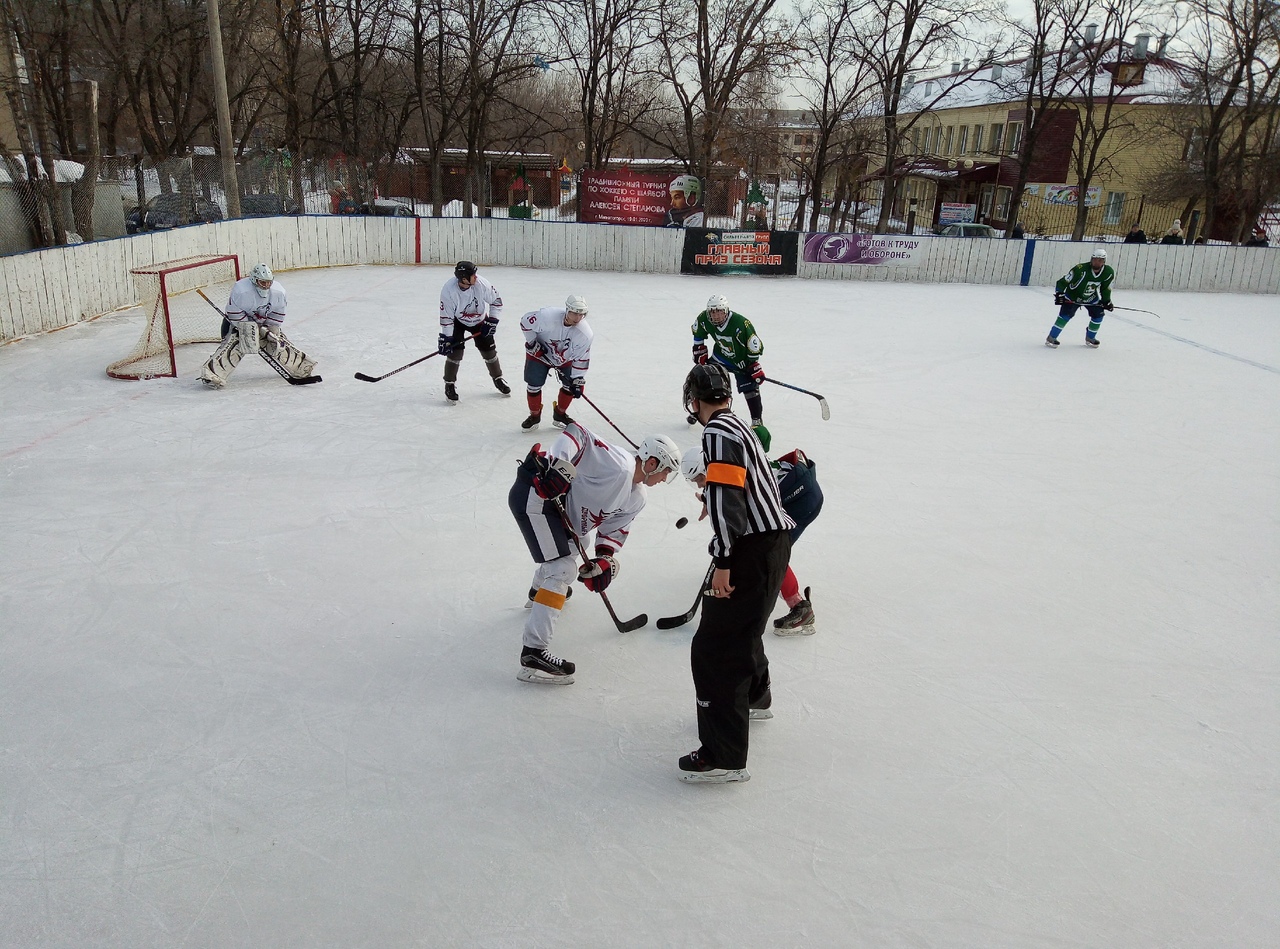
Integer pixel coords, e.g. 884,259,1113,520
2,264,1277,948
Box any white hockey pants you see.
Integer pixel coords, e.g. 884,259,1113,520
524,555,577,650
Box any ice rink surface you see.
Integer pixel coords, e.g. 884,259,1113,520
2,263,1278,948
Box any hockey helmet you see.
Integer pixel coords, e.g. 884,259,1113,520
637,434,682,484
669,174,702,205
454,260,477,279
250,263,274,298
681,450,706,483
565,294,588,315
683,363,733,416
1091,247,1107,261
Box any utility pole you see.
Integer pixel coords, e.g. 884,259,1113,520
206,0,240,218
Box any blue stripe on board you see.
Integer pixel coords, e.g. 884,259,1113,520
1020,240,1036,286
1110,314,1280,375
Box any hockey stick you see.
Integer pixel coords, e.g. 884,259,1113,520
551,496,647,633
763,376,830,420
656,562,714,630
1111,305,1162,319
196,289,323,385
581,393,639,449
354,331,480,382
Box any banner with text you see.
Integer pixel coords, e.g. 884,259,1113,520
680,228,799,275
802,233,924,267
580,171,705,227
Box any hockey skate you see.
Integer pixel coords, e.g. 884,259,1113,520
1044,335,1060,348
773,587,815,637
1084,337,1100,348
517,646,575,684
678,749,750,784
520,412,541,431
552,406,573,428
200,376,225,390
444,382,459,403
749,687,773,721
525,585,572,609
494,376,512,395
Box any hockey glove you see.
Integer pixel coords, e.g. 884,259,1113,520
1104,301,1114,311
526,444,576,499
748,362,765,383
438,333,453,356
480,315,499,339
1054,292,1068,307
525,341,545,362
565,376,585,399
578,553,618,592
692,342,708,365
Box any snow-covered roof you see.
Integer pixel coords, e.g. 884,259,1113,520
0,158,86,184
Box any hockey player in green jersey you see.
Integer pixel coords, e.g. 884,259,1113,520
1046,248,1116,348
691,294,767,425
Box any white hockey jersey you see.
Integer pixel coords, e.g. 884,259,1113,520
439,274,503,332
225,277,286,331
520,307,593,379
548,422,645,554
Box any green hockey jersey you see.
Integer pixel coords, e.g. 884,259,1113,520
691,310,764,370
1056,262,1115,305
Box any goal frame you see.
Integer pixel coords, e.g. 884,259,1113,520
107,254,241,380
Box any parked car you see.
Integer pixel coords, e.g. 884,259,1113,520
127,193,225,232
240,193,299,217
366,198,415,217
936,223,998,238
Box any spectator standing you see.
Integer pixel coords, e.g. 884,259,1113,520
1160,221,1185,245
1244,226,1270,247
1123,223,1148,244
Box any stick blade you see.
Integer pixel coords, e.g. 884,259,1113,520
616,613,647,633
354,372,380,382
656,611,696,630
819,398,831,421
287,375,323,386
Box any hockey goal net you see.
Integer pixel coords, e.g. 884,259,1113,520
106,255,241,379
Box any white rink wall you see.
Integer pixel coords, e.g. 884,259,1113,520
2,215,1277,342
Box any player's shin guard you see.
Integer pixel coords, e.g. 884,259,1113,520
198,333,245,387
443,357,461,383
555,389,574,413
745,390,764,425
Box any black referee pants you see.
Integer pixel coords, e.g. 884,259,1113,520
690,529,790,770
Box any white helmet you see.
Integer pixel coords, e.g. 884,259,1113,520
1091,247,1107,260
670,174,702,204
565,294,588,315
681,450,706,483
250,263,274,298
706,294,730,315
637,434,682,484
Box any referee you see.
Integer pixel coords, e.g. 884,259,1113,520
678,364,794,784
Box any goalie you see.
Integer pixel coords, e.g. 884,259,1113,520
199,263,317,388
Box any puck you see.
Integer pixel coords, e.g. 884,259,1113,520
675,517,689,529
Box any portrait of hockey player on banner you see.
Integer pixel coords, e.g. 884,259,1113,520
665,174,705,228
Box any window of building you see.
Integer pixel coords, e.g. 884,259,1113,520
911,127,920,152
943,126,954,155
930,126,942,155
972,125,983,154
1006,121,1023,155
995,186,1013,220
990,124,1004,155
957,126,969,155
1103,191,1126,225
980,184,995,218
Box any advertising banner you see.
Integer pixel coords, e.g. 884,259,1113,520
579,171,704,227
802,233,924,267
939,202,977,225
681,228,799,276
1043,185,1101,207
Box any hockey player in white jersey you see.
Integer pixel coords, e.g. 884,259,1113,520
438,260,509,403
508,422,681,683
199,263,316,388
519,293,593,431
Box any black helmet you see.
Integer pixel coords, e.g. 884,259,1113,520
683,363,732,416
454,260,477,279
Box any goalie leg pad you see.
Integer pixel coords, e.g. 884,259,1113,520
237,320,260,354
198,333,246,387
267,333,316,378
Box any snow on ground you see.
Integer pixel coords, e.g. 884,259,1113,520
2,265,1277,948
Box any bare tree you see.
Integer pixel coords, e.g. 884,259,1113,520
646,0,798,180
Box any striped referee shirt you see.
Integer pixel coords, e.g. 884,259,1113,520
702,409,794,567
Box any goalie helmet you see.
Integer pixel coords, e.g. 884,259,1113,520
637,434,682,484
565,294,588,315
683,363,732,416
681,450,706,483
454,260,477,279
250,263,274,298
670,174,702,205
